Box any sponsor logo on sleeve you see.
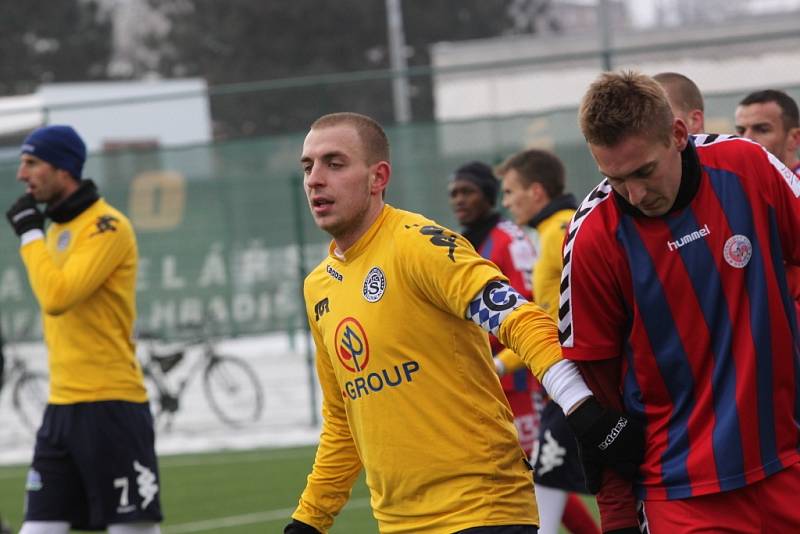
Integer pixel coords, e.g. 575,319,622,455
404,223,459,261
91,214,119,236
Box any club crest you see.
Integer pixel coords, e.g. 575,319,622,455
362,267,386,303
723,234,752,269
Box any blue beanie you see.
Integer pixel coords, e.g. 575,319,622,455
20,125,86,180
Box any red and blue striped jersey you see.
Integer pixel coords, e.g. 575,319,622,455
559,135,800,500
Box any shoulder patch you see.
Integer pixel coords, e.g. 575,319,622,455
404,223,459,262
91,215,120,237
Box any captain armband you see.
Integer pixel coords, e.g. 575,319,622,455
466,280,526,336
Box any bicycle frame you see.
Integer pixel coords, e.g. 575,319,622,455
1,354,49,433
142,337,218,420
139,323,264,430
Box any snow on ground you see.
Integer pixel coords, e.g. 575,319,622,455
0,332,323,466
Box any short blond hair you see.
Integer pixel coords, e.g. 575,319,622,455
310,112,390,164
579,70,674,147
653,72,704,115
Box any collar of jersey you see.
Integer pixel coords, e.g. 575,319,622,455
528,193,578,228
328,203,392,263
613,138,701,218
46,179,101,223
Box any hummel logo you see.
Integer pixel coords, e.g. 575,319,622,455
667,224,710,252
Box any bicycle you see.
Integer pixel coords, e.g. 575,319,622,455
138,324,264,431
0,341,49,434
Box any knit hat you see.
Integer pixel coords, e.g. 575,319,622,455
20,125,86,180
451,161,499,206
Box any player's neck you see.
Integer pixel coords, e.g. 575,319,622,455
333,201,385,256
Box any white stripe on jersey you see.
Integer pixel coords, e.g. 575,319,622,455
690,133,737,146
693,134,800,198
766,150,800,198
558,180,614,348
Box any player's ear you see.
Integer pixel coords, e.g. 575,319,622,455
371,161,391,195
787,126,800,152
672,117,689,150
529,181,545,200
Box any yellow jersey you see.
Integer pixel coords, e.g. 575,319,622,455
495,200,576,375
531,206,575,321
293,205,562,533
20,195,146,404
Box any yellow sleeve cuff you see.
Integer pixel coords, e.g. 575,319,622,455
497,302,563,381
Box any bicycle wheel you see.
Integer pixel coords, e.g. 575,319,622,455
203,355,264,427
12,371,49,433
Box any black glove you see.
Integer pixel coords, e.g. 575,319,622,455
566,396,645,493
284,519,321,534
6,194,44,236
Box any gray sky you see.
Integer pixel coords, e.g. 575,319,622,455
625,0,800,26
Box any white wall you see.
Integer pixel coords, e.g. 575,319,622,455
431,15,800,121
434,50,800,121
37,79,212,152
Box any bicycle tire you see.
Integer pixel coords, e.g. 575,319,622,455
203,355,264,427
12,371,49,433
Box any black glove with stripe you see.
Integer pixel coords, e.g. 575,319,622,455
566,396,645,493
6,194,44,237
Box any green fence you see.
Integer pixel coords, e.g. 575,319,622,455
2,84,799,341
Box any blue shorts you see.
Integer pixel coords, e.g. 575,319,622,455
532,401,588,493
24,401,163,530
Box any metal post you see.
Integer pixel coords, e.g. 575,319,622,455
386,0,412,123
598,0,613,71
290,174,319,426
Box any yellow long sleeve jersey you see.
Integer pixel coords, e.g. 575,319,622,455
294,205,562,534
20,196,146,404
532,207,575,321
494,205,576,375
